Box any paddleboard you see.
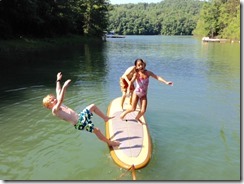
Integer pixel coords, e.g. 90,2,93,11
106,97,152,170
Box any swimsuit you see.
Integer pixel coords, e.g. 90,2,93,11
135,77,149,98
74,108,94,133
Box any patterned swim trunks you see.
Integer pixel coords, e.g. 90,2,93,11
74,108,94,133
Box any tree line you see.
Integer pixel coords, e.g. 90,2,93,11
108,0,203,36
108,0,240,40
0,0,110,39
0,0,240,40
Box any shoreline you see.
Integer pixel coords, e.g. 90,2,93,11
0,35,102,54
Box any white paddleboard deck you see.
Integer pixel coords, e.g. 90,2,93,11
106,97,152,169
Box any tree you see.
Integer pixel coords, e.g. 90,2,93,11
218,0,240,40
193,0,240,40
0,0,110,39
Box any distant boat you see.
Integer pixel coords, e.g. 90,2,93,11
202,37,229,43
106,30,125,38
106,34,125,38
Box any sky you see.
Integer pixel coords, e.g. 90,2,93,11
109,0,162,4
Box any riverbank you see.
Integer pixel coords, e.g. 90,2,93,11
0,35,102,54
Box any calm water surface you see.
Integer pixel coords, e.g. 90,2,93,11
0,36,240,180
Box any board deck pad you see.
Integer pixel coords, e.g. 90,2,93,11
111,111,143,157
106,97,152,169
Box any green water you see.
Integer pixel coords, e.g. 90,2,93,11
0,36,240,180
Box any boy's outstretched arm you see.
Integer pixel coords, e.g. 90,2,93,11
53,74,71,114
56,72,63,98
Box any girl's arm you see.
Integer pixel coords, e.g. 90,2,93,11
148,71,173,85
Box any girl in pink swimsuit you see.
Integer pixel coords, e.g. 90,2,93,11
120,58,173,124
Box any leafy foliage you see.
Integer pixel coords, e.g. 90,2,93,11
0,0,240,40
107,0,203,35
0,0,110,39
108,0,240,40
193,0,240,40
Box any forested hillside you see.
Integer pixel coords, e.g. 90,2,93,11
108,0,240,40
0,0,110,39
0,0,240,40
108,0,203,35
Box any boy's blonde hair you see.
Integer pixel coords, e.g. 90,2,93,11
43,94,55,108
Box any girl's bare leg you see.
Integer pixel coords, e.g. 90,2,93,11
121,91,127,110
120,93,139,120
135,96,147,124
129,91,133,105
120,108,133,120
93,128,120,146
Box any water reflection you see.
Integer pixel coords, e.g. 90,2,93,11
0,42,108,104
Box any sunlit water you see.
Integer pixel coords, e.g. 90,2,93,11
0,36,240,180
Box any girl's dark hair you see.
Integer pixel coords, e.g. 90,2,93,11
134,58,144,66
134,58,146,67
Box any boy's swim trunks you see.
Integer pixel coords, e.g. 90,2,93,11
74,108,94,133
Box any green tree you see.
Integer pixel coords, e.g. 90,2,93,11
218,0,240,40
193,2,218,37
193,0,240,40
81,0,109,37
0,0,110,39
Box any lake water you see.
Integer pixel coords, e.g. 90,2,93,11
0,36,240,181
